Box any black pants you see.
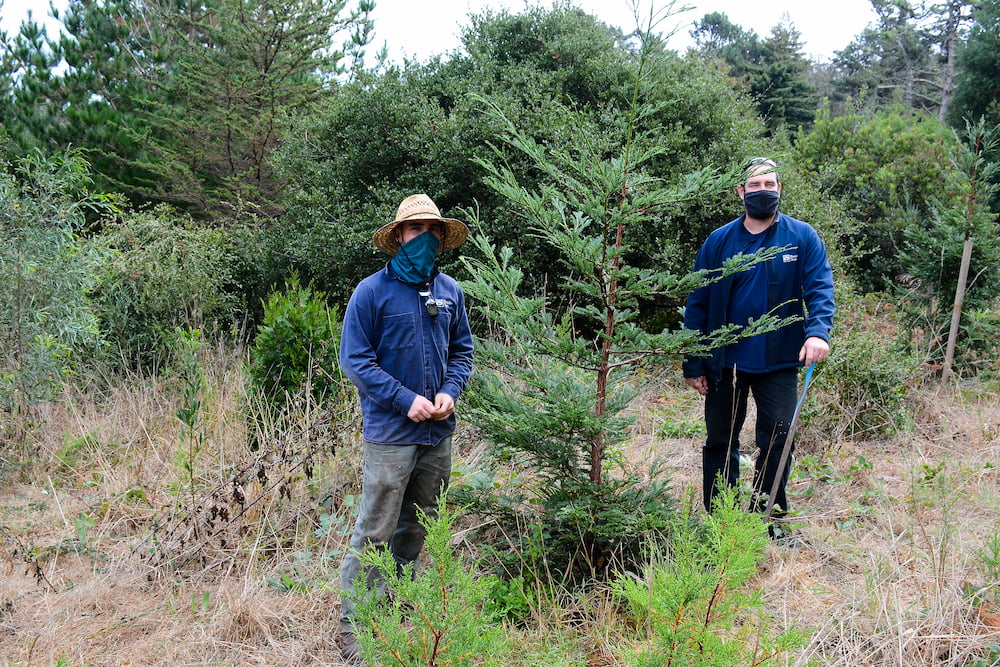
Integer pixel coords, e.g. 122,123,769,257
703,367,798,514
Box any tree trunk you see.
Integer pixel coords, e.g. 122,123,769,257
941,236,973,383
938,0,962,123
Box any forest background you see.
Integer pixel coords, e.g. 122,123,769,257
2,0,1000,665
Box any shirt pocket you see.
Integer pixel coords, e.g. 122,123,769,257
381,312,417,350
434,301,455,332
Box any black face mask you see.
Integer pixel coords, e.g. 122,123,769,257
744,189,780,220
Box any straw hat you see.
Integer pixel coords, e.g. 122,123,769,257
372,194,469,255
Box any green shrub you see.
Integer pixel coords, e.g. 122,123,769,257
897,118,1000,377
795,105,963,292
90,204,243,369
247,273,344,421
613,486,807,666
801,293,920,441
0,149,111,428
346,495,511,666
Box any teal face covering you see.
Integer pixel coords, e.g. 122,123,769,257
391,231,440,285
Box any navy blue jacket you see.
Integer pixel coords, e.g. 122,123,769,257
682,212,834,382
340,264,474,445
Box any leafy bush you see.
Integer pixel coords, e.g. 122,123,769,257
90,204,244,369
273,3,773,306
0,150,112,424
795,105,963,292
800,293,921,441
247,274,344,423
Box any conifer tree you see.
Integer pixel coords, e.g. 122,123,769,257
457,9,794,582
833,0,930,110
119,0,375,217
691,12,817,134
949,0,1000,130
898,118,1000,375
1,0,375,218
756,21,816,133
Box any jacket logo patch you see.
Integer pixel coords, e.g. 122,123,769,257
782,254,798,263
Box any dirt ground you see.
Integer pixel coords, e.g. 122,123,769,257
2,374,1000,666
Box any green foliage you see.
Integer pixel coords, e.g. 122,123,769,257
0,149,113,421
2,0,375,217
801,294,919,441
613,486,807,666
90,204,244,369
795,105,963,291
755,21,817,134
2,0,174,198
271,67,468,306
973,521,1000,608
273,2,771,305
454,11,795,583
692,13,818,134
346,495,510,666
831,0,958,115
897,118,1000,374
170,327,208,502
949,0,1000,131
118,0,374,217
0,12,65,152
967,645,1000,667
247,274,344,420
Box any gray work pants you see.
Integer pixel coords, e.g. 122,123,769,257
339,435,453,627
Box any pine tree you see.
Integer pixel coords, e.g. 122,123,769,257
691,12,817,134
898,118,1000,375
456,9,794,582
1,0,375,219
755,20,817,133
949,0,1000,129
833,0,931,110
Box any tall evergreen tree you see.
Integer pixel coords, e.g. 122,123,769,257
0,14,64,152
119,0,375,217
832,0,976,116
1,0,375,218
755,20,817,133
949,0,1000,129
930,0,977,122
691,12,766,86
457,55,792,584
833,0,931,109
691,12,817,133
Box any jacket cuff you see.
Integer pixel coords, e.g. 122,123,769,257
681,358,704,378
804,327,830,342
393,388,419,415
438,383,461,401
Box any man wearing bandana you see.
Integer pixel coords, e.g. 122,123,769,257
682,158,834,530
337,194,474,663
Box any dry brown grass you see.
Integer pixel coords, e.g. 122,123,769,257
2,346,1000,666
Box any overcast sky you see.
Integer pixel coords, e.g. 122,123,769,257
2,0,878,64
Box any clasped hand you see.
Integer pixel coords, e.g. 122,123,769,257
407,393,455,422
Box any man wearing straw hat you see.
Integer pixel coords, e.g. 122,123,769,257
337,194,474,663
682,158,834,532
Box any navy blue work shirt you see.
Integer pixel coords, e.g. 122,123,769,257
339,264,475,446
